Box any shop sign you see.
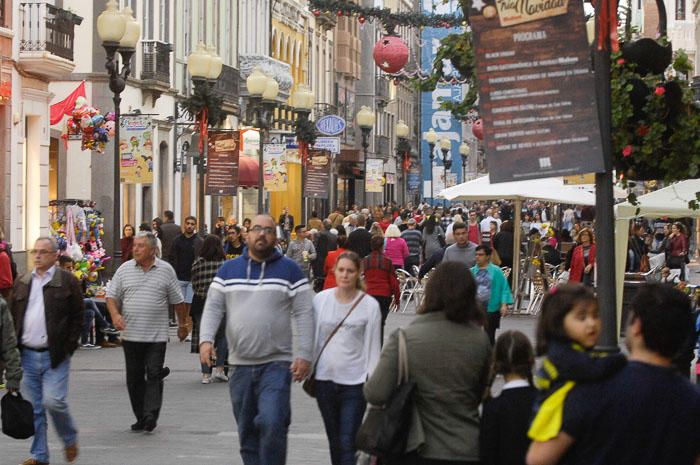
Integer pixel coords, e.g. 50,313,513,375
316,115,346,136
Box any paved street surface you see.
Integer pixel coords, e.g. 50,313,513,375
1,310,537,465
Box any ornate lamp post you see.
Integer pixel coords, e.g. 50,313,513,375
395,119,410,206
292,84,315,222
423,128,438,204
97,0,140,266
459,141,470,182
357,106,376,208
246,67,279,214
187,43,223,235
439,138,452,208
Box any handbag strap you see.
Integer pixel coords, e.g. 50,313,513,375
397,328,409,386
311,292,365,372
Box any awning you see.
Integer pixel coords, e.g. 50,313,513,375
238,155,259,188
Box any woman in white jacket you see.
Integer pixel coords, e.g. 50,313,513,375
311,250,381,465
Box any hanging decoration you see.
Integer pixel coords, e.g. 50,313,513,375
471,119,483,141
294,117,318,166
49,199,110,290
61,97,115,153
308,0,465,31
373,35,410,74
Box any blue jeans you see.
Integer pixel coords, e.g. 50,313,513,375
81,298,111,343
229,361,292,465
21,349,78,463
315,380,367,465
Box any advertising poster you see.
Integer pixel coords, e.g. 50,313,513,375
263,143,287,192
206,131,239,195
366,158,385,193
420,0,464,202
304,150,331,199
119,115,153,184
470,0,605,183
407,167,422,191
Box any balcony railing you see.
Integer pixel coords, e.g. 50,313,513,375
314,103,338,118
376,77,390,101
141,40,171,84
19,2,82,61
215,64,240,103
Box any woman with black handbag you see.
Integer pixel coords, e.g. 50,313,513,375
363,261,492,465
310,251,382,465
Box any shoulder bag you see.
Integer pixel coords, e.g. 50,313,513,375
302,292,365,398
356,328,416,459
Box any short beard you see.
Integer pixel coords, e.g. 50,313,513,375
251,242,275,260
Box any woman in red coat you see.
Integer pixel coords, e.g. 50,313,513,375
568,227,596,286
362,235,401,345
322,227,347,290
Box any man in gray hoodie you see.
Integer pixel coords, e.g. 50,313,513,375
442,222,477,269
199,215,314,465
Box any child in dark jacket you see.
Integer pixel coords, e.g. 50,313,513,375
528,285,626,442
481,330,537,465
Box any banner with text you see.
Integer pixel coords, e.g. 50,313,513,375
263,144,288,192
366,159,385,193
206,131,239,195
470,0,604,183
119,115,154,184
304,150,331,199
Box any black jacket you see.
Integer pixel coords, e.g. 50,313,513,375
481,386,537,465
346,228,372,259
10,268,84,368
160,221,181,262
169,234,204,281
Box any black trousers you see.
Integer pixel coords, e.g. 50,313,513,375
404,255,420,274
485,311,501,346
122,341,167,422
371,295,392,346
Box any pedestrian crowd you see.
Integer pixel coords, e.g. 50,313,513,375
0,201,698,465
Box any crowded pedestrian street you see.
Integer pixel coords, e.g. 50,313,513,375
2,1,700,465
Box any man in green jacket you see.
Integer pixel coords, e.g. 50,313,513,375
471,245,513,344
0,295,21,391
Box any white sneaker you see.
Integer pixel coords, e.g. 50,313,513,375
212,371,229,383
201,375,211,384
185,333,192,342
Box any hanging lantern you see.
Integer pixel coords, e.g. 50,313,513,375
472,119,484,141
373,35,409,74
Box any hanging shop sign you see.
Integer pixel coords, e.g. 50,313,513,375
313,136,341,154
315,115,346,136
263,143,288,192
304,150,331,199
470,0,605,183
366,158,385,193
119,115,154,184
206,131,240,195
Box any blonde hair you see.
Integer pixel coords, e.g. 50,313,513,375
335,251,366,290
370,223,384,237
385,224,401,238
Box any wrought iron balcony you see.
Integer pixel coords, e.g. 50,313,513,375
215,64,240,108
314,103,338,118
141,40,172,85
376,77,390,102
18,2,83,78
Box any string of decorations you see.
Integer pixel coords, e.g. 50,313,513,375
308,0,465,32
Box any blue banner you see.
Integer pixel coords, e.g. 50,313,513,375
420,0,464,204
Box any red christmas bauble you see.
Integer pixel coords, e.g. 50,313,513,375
373,35,409,74
313,10,321,17
472,119,484,141
336,10,343,17
358,15,366,24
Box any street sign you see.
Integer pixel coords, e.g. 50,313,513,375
315,115,346,136
313,136,341,154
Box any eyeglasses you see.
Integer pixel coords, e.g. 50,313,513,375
30,249,54,256
250,226,275,235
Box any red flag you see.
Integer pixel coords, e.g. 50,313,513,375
50,82,86,125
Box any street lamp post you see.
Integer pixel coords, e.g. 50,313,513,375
97,0,140,268
395,120,410,207
439,138,451,208
357,106,376,208
187,43,223,235
423,128,437,205
246,68,279,214
291,84,315,223
459,141,470,182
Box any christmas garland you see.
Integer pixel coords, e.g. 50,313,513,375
308,0,465,31
179,82,227,128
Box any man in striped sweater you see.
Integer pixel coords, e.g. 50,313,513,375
400,218,423,274
107,232,186,434
200,215,314,465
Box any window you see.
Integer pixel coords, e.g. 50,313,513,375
676,0,686,20
160,0,169,42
